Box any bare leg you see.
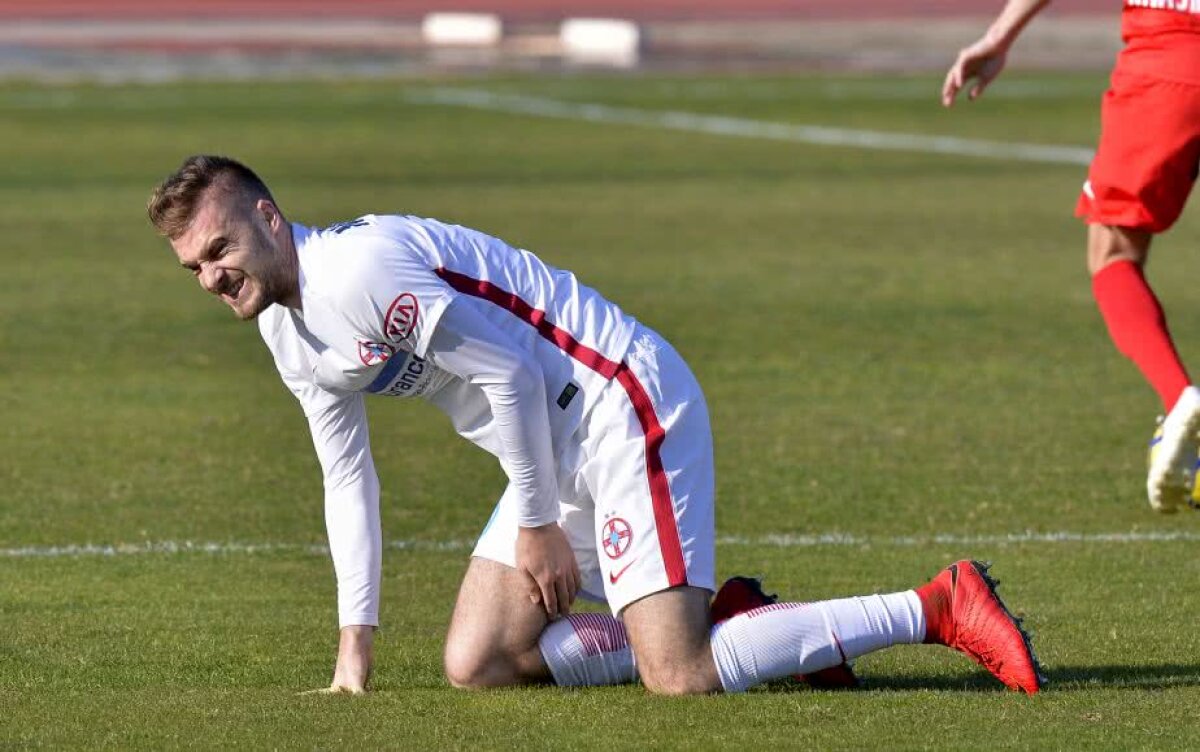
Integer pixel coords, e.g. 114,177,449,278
443,557,552,688
1087,223,1150,274
621,586,721,695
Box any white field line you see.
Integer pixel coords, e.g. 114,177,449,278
405,88,1095,166
5,530,1200,559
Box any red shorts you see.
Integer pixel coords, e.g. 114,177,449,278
1075,67,1200,233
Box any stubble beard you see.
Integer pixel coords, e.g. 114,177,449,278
241,276,276,320
240,221,292,320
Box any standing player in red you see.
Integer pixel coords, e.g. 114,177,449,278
943,1,1200,512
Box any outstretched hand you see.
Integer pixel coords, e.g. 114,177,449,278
942,34,1011,107
300,624,374,695
516,523,581,619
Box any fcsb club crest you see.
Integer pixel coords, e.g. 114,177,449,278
357,339,395,366
601,517,632,560
384,293,419,342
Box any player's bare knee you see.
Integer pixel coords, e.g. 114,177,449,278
444,640,543,689
634,644,721,695
643,675,713,696
638,662,718,696
443,660,500,690
442,653,476,690
443,644,495,690
1087,224,1151,275
623,586,719,694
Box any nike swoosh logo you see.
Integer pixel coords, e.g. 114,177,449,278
609,560,636,584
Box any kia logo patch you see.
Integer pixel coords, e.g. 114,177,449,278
384,293,419,342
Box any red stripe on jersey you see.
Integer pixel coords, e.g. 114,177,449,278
434,266,688,589
434,267,620,379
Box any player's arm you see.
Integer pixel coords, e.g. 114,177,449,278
297,388,382,694
423,298,581,619
334,230,580,619
942,0,1051,106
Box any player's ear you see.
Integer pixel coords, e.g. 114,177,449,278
255,198,281,229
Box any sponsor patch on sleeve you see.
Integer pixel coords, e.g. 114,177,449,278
384,293,419,343
357,339,396,366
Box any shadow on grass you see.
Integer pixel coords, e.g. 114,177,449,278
1040,664,1200,690
837,664,1200,693
373,665,1200,694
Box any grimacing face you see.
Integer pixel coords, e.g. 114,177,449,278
170,190,291,321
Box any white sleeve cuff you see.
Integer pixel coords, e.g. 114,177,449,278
338,612,380,629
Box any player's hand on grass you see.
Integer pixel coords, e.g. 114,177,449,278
301,624,374,695
942,34,1010,106
516,523,581,619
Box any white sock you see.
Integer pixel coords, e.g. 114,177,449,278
538,613,638,687
710,591,925,693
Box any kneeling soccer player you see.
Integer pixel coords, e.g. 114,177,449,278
148,155,1044,696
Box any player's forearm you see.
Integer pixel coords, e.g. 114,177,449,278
424,299,561,527
324,475,383,627
304,395,383,628
985,0,1051,47
491,369,560,528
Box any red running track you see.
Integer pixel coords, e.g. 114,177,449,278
0,0,1113,21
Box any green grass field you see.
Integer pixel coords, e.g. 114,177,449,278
3,71,1200,749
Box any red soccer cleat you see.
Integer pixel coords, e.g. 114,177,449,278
710,576,859,690
916,560,1044,695
709,576,776,624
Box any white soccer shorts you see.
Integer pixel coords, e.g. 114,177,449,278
472,324,716,615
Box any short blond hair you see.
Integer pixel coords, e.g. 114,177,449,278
147,155,276,239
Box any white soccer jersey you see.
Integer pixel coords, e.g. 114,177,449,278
258,215,639,626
